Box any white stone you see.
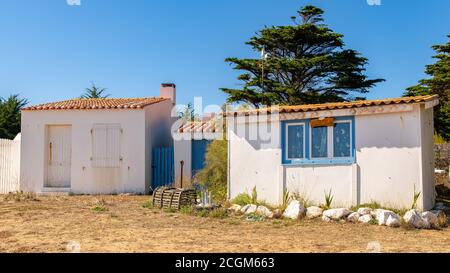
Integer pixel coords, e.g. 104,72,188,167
306,206,323,219
323,208,352,220
241,204,257,214
386,215,401,227
375,209,399,226
404,209,428,229
256,206,273,218
357,208,372,215
347,212,360,223
421,211,438,229
358,214,373,224
229,204,242,212
322,215,331,222
282,200,305,220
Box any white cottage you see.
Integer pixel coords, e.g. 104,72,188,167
20,84,176,195
226,95,439,211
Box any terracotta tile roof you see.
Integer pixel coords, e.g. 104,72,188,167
23,97,168,111
177,120,223,133
226,95,439,116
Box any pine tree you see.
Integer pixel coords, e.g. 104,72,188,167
405,35,450,140
221,5,384,107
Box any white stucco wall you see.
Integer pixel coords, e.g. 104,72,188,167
420,106,435,210
174,138,192,187
228,121,281,205
144,100,174,192
228,103,435,210
355,106,424,209
21,109,147,194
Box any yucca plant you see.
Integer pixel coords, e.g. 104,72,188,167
323,189,334,210
280,190,292,212
412,188,422,209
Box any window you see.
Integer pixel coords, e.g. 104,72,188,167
333,121,351,158
311,126,328,158
286,123,305,159
91,124,122,168
283,117,354,165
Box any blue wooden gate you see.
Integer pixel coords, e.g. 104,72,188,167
191,140,211,176
152,147,174,188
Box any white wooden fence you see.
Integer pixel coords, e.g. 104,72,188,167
0,135,20,194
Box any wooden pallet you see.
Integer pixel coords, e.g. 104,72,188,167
152,187,197,210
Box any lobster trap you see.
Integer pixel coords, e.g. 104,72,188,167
152,186,197,210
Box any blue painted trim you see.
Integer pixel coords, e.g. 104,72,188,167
281,116,356,166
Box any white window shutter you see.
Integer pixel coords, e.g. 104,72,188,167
92,124,122,168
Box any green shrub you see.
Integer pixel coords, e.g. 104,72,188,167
194,139,228,201
231,193,252,206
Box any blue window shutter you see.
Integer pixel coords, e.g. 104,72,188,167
287,125,304,159
333,122,351,157
311,127,328,158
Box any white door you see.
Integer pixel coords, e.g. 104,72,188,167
46,125,72,188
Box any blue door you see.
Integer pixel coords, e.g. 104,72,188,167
191,140,211,176
152,147,174,188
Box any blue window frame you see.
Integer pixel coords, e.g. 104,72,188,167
282,116,355,165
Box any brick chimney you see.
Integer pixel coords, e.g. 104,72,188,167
160,83,176,105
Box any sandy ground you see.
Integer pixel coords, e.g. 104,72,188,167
0,195,449,253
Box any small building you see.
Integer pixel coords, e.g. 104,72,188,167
20,84,176,195
226,95,439,211
173,118,222,188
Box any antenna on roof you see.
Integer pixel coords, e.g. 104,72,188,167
260,46,269,90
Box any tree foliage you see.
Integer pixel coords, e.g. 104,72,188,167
81,83,110,99
405,35,450,140
178,103,200,122
194,139,228,201
221,5,384,107
0,94,28,139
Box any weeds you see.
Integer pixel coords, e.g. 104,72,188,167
91,198,108,212
209,208,229,219
245,212,265,222
251,187,258,205
3,191,39,202
180,206,194,215
142,201,153,209
196,209,210,217
164,208,177,214
92,205,108,212
350,202,382,211
351,201,408,216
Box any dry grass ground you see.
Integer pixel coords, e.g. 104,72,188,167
0,194,449,253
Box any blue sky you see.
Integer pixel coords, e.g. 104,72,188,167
0,0,449,108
